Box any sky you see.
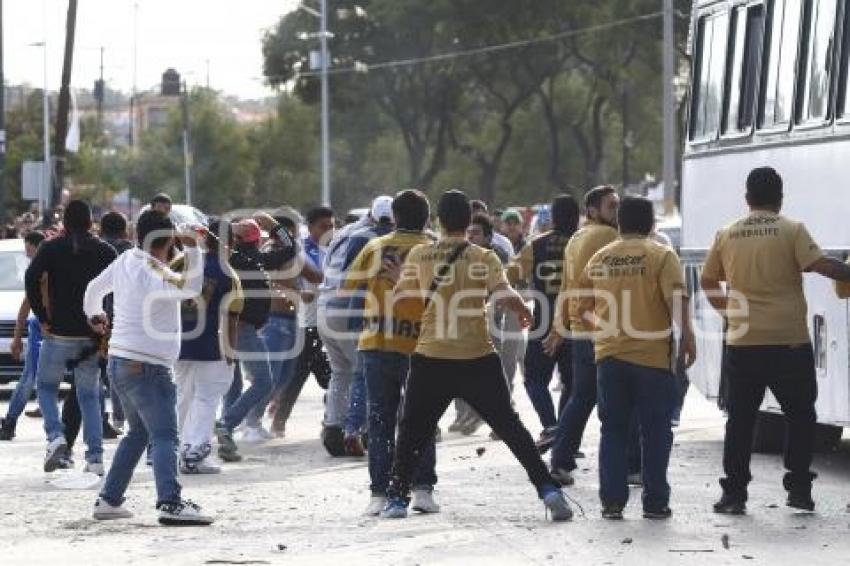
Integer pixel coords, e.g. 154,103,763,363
5,0,300,100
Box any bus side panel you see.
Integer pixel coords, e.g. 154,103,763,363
682,139,850,251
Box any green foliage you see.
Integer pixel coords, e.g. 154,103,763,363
2,1,693,220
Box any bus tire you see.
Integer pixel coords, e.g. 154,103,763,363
814,424,843,453
751,412,843,454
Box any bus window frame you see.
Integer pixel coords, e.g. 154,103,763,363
834,0,850,124
753,0,799,136
689,6,732,146
721,1,768,141
794,0,842,130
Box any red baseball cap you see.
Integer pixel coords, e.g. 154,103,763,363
235,219,262,243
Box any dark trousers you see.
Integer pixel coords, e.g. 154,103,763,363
387,353,554,500
363,350,436,494
272,326,331,432
551,338,597,471
597,357,677,511
721,344,817,499
63,377,111,450
523,337,572,430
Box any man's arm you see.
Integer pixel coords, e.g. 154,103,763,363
491,280,533,328
699,275,728,314
24,244,50,325
10,297,31,361
175,244,204,297
674,295,697,369
301,256,323,284
83,259,118,335
809,256,850,282
254,212,297,269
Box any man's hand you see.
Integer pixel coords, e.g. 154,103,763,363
499,294,533,329
176,230,201,248
88,314,109,336
40,321,51,335
253,211,279,232
679,332,697,369
10,335,24,362
542,332,565,357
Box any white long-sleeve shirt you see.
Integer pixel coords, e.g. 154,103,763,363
84,246,203,367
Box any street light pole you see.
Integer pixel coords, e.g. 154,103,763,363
0,0,5,213
319,0,331,207
41,41,50,221
662,0,677,216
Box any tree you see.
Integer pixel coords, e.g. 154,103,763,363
1,91,52,219
127,88,256,214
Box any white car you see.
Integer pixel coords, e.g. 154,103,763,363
0,239,28,384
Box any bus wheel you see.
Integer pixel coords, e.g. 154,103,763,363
751,412,843,454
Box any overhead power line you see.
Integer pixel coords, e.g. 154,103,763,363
280,10,667,80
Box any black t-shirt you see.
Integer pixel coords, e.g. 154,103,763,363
25,233,117,337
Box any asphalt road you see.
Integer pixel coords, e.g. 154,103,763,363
0,378,849,565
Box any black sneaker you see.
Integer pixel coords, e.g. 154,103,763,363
535,427,557,454
102,420,121,440
787,492,815,512
713,494,746,515
44,437,69,472
0,418,16,441
643,507,673,520
215,423,242,462
322,425,346,457
601,503,624,520
157,500,214,526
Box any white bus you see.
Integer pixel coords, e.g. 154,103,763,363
683,0,850,449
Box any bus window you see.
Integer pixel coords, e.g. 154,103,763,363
724,5,766,134
797,0,839,123
760,0,803,129
690,12,730,141
838,0,850,117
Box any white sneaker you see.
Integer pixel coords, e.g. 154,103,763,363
411,489,440,514
158,499,214,526
365,495,387,516
83,461,105,477
256,425,275,440
93,497,133,520
44,436,69,472
240,426,268,444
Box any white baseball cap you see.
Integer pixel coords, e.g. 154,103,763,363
370,195,394,223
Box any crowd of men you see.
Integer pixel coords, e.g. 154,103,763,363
2,166,849,526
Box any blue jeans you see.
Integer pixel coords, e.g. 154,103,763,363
597,357,677,511
36,335,103,463
245,314,300,428
100,356,182,507
523,337,572,430
222,323,273,432
551,338,597,471
5,318,42,423
223,363,242,413
362,350,436,494
344,356,367,436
